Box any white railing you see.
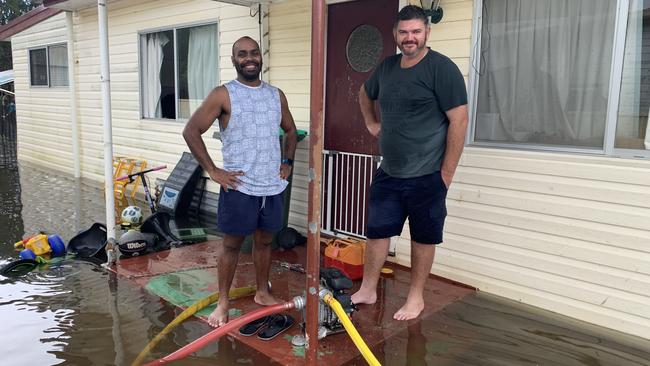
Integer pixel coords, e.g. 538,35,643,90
321,150,381,238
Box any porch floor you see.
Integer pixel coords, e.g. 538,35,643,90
108,241,650,366
109,240,472,365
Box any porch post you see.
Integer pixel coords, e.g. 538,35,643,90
98,0,116,241
306,0,326,364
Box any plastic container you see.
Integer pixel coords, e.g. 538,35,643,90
68,223,107,261
277,129,308,229
323,237,366,280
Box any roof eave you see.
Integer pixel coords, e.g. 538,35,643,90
0,6,63,41
40,0,272,12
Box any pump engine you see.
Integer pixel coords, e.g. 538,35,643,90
318,267,355,333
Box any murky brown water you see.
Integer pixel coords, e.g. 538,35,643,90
2,162,650,366
0,162,271,365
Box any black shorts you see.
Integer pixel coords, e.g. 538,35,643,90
217,188,285,236
366,168,448,244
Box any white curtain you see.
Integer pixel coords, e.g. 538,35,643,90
48,45,68,87
187,24,218,115
141,33,169,118
475,0,615,148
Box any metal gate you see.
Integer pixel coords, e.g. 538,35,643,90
0,94,17,169
321,150,380,238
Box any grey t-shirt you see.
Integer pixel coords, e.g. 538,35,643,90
364,49,467,178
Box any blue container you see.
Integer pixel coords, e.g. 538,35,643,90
48,235,66,257
19,249,36,260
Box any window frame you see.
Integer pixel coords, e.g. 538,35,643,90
467,0,650,159
28,42,69,89
137,20,219,123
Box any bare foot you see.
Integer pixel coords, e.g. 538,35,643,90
208,301,229,328
393,298,424,321
254,291,282,306
351,288,377,305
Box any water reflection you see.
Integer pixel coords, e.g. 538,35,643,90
378,292,650,366
0,166,23,252
406,321,427,366
3,162,650,366
0,163,239,365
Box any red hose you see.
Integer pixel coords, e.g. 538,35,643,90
143,301,295,366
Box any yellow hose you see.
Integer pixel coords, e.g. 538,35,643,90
322,293,381,366
132,285,256,366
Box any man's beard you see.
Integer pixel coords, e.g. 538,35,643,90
399,40,425,56
236,61,261,81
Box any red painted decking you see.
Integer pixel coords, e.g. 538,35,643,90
108,240,474,365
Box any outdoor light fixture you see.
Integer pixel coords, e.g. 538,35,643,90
420,0,444,24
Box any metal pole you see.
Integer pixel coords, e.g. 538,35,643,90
98,0,116,241
66,11,80,178
306,0,326,364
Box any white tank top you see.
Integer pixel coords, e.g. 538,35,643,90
221,80,288,196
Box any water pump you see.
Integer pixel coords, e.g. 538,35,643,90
318,267,355,333
292,267,356,346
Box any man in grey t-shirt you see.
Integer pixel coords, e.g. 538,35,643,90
351,5,468,321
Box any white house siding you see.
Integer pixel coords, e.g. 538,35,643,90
432,147,650,340
71,0,259,187
11,13,73,174
267,0,311,232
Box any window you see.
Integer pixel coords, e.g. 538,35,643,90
470,0,650,157
617,0,650,151
140,23,218,120
29,44,69,87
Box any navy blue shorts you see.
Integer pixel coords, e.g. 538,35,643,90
366,168,448,244
217,188,285,236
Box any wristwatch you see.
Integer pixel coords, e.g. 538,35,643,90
281,158,293,166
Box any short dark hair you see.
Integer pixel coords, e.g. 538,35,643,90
395,5,429,28
232,36,259,56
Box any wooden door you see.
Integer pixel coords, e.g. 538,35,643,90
322,0,398,237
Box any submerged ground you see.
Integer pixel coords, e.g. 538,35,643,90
1,162,649,365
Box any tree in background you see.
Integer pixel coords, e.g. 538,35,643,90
0,0,38,71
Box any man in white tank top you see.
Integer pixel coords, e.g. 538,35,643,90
183,36,298,328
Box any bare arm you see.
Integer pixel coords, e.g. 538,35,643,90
440,104,468,188
359,85,381,137
279,89,297,180
182,86,242,191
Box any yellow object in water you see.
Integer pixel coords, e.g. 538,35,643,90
132,284,257,366
24,235,51,256
321,292,381,366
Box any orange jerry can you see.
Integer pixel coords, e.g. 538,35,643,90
324,237,366,280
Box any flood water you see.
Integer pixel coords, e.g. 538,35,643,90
2,161,650,366
0,162,272,366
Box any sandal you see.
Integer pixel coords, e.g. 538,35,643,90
257,314,295,340
239,315,271,336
